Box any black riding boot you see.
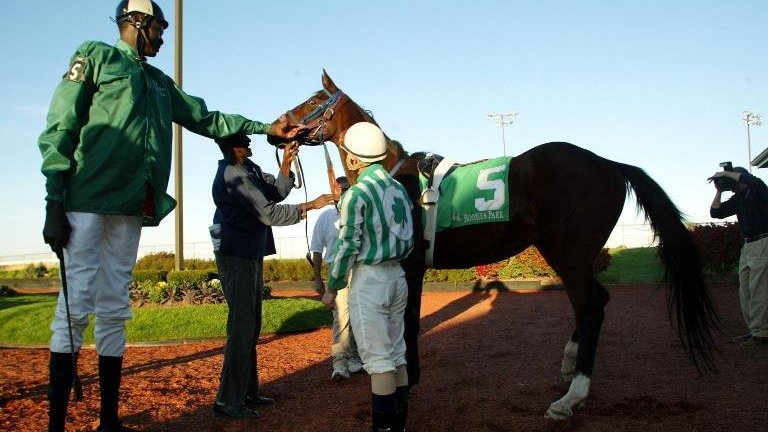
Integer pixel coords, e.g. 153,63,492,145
97,355,125,432
48,352,76,432
369,393,397,432
393,386,409,432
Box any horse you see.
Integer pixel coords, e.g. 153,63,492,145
268,71,720,419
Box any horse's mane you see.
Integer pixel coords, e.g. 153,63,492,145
346,95,409,158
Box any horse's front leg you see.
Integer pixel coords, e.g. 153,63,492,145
402,261,426,387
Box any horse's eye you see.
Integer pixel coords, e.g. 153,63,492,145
309,99,318,106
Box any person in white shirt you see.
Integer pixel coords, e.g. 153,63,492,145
311,176,364,381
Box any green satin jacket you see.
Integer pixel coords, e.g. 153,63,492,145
39,39,270,226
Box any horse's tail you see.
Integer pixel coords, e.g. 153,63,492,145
617,162,720,372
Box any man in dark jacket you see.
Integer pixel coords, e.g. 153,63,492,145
212,134,334,418
709,166,768,346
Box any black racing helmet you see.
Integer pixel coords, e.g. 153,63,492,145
115,0,168,29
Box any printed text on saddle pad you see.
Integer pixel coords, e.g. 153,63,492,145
421,156,512,231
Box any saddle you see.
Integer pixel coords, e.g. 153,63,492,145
416,152,445,183
415,152,454,206
414,152,456,267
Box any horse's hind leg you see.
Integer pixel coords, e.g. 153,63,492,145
560,331,578,382
546,275,610,419
535,242,579,383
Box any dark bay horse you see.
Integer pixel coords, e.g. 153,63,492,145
269,71,720,419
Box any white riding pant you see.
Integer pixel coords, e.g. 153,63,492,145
738,237,768,337
50,212,142,357
347,262,408,375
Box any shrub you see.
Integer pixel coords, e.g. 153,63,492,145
24,263,49,279
593,248,612,273
264,259,314,282
167,269,213,292
423,268,476,283
132,269,168,283
690,222,742,275
181,278,225,304
474,261,507,280
135,252,215,271
135,252,175,271
145,281,172,303
263,260,282,282
495,247,557,279
442,268,477,282
493,246,610,279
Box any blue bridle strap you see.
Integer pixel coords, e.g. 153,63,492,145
301,89,342,124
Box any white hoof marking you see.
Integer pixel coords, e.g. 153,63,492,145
545,373,590,419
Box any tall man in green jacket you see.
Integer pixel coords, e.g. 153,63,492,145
37,2,303,431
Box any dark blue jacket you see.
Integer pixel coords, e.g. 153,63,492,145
212,159,302,258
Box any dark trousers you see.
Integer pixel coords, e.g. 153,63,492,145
215,253,264,407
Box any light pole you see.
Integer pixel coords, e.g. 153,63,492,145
742,111,762,173
174,0,184,270
487,112,518,156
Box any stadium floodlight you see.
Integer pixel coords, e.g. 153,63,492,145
487,112,519,156
742,111,762,172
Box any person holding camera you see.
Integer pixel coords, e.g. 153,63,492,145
709,165,768,346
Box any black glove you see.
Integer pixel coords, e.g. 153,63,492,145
43,200,70,256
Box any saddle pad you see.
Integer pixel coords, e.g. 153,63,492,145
420,156,512,232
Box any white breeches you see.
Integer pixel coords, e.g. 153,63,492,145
50,212,142,357
348,262,408,375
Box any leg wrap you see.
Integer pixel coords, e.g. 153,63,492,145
48,352,76,432
98,355,123,431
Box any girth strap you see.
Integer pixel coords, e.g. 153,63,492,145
422,158,456,268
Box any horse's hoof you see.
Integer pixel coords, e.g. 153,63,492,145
544,404,572,420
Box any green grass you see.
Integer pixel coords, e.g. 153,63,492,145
0,295,332,346
597,247,664,284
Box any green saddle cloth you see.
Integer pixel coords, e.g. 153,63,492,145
419,156,512,232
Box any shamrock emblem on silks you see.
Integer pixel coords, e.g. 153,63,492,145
384,187,413,240
392,196,407,227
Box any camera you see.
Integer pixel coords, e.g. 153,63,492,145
714,161,737,192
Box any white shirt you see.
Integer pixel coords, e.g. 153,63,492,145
310,207,341,263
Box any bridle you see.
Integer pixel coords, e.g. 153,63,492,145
285,89,345,146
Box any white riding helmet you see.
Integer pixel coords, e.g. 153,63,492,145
342,122,387,163
115,0,168,28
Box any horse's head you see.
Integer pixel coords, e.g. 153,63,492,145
269,70,412,183
267,70,367,149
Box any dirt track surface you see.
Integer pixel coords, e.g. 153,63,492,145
1,283,767,432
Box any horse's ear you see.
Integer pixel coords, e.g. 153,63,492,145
322,69,339,93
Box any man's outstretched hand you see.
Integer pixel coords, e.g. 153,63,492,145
269,115,311,141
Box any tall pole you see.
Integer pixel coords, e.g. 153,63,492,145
487,112,518,156
742,111,762,173
174,0,184,270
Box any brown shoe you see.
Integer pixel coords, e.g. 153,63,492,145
741,336,768,346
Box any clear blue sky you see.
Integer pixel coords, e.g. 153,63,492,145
0,1,765,261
